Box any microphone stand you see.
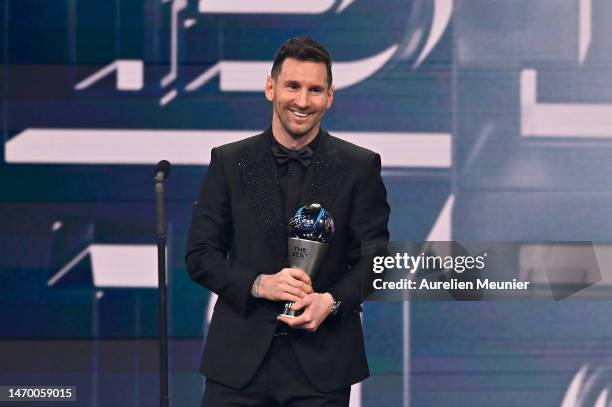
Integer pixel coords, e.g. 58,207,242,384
155,172,169,407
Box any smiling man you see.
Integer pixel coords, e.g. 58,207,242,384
266,50,333,148
186,37,390,406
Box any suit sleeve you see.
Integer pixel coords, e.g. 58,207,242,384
185,147,259,317
331,153,390,315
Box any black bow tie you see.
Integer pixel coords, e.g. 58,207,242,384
271,144,313,168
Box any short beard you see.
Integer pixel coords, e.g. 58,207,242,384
282,120,317,141
287,129,308,140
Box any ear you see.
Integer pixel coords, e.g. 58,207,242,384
264,75,274,102
326,84,334,109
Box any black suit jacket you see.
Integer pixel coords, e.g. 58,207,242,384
186,128,390,392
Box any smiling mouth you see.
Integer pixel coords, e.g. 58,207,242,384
289,109,311,119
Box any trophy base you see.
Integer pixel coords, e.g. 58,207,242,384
280,302,301,318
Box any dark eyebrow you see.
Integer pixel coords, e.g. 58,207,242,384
283,80,326,91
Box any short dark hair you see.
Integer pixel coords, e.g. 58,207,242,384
271,36,333,86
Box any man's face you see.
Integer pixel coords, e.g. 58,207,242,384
265,58,334,140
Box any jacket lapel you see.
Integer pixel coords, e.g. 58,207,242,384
300,129,347,215
239,129,287,264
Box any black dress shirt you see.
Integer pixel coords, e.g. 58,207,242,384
270,130,320,222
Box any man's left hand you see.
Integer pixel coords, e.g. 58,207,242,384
277,293,334,332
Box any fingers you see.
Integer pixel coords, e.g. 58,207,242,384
286,268,312,287
277,314,305,327
280,293,303,303
276,315,294,328
259,270,312,301
285,278,313,295
291,295,312,312
277,294,319,332
282,284,308,299
278,313,308,328
276,281,308,301
277,268,312,299
277,314,318,332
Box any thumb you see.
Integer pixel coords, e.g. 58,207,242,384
291,297,309,311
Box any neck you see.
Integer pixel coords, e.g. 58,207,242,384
271,121,319,150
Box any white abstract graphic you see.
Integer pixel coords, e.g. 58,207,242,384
413,0,453,69
48,244,160,288
519,0,612,138
561,365,612,407
520,69,612,138
6,128,451,168
75,60,144,91
198,0,352,14
72,0,452,109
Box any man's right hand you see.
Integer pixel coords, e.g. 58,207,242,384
254,268,313,302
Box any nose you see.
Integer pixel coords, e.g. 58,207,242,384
295,89,309,109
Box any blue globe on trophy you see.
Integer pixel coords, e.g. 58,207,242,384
281,203,335,318
289,203,335,243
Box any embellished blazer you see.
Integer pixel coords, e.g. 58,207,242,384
186,128,390,392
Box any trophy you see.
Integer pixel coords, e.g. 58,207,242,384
281,203,335,317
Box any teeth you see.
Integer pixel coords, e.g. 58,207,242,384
291,110,309,118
